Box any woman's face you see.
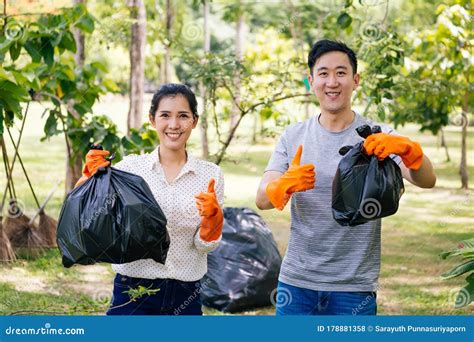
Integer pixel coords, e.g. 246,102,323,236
150,94,198,152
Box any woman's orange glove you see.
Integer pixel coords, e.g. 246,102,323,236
195,178,223,242
363,133,423,170
266,145,315,211
74,149,111,188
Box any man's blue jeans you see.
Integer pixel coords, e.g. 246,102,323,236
106,274,202,315
275,281,377,315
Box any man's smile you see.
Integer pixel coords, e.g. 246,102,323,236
325,91,341,100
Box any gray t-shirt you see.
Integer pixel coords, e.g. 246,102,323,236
265,113,401,292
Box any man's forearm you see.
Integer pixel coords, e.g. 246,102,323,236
408,155,436,188
256,183,275,210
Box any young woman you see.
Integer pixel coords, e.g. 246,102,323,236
77,83,224,315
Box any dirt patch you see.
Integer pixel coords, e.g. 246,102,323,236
0,264,114,300
0,267,61,295
60,264,114,300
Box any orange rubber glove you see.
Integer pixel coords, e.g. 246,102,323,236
265,145,315,211
363,133,423,170
195,178,223,242
74,149,111,188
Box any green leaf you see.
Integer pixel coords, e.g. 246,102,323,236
454,279,474,308
58,31,77,52
442,260,474,280
0,80,29,98
56,68,75,81
131,131,143,146
75,14,95,34
467,273,474,283
9,42,21,61
50,32,63,47
90,61,107,73
60,78,76,93
0,37,13,52
337,12,352,29
102,78,119,92
24,41,42,62
0,69,17,83
440,238,474,259
259,107,273,120
41,38,54,66
121,136,138,151
30,78,41,91
73,103,91,115
10,70,29,85
44,110,59,137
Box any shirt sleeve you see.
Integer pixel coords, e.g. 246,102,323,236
193,167,225,253
264,129,289,173
112,155,136,173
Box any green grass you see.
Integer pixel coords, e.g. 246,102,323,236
0,95,473,315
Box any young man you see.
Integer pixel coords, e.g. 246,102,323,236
256,39,436,315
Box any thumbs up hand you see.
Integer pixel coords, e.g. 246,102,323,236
266,145,316,211
195,179,219,217
195,178,224,242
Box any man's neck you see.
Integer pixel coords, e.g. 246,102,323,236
318,109,355,132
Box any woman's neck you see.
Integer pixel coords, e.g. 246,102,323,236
158,146,187,166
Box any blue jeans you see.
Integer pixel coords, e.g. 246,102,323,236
275,281,377,315
106,274,202,315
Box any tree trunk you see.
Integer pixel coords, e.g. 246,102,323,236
163,0,173,83
199,0,210,160
65,0,87,193
286,0,309,120
459,93,469,189
127,0,146,135
65,148,83,194
73,0,86,67
252,111,258,143
229,5,243,130
439,127,450,162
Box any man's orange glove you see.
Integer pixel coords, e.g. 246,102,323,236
266,145,315,211
363,133,423,170
195,178,223,242
74,149,111,188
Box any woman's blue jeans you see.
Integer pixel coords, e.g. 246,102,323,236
106,274,203,315
275,281,377,315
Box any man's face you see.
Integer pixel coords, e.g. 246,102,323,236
308,51,360,115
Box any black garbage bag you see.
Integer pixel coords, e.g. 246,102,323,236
57,164,169,268
332,125,404,226
201,207,282,313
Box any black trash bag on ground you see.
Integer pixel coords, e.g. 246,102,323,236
332,125,404,226
201,207,282,313
57,163,169,268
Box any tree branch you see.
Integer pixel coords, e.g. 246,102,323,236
214,91,310,164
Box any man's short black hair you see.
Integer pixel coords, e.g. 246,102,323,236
149,83,198,119
308,39,357,75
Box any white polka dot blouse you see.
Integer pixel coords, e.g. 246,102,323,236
111,146,224,281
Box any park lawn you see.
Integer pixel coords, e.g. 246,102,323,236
0,98,473,315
